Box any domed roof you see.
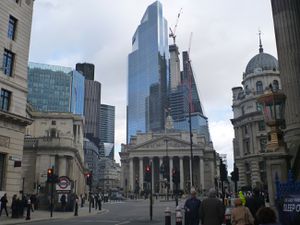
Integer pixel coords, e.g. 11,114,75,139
244,36,279,76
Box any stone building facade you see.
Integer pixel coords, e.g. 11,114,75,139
98,158,120,192
120,130,217,195
23,111,86,200
0,0,34,198
231,40,282,190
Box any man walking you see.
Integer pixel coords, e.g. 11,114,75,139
0,193,9,217
200,188,225,225
184,187,201,225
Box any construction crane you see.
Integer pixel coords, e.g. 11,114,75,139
169,8,183,45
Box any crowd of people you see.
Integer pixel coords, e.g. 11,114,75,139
183,187,281,225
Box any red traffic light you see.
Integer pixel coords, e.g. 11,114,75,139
47,168,53,174
146,166,150,172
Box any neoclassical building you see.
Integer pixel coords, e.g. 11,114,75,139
120,129,217,194
23,110,86,202
231,38,282,190
0,0,34,199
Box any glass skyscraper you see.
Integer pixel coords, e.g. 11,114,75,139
127,1,169,143
28,62,84,115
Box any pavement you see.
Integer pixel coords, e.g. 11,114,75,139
0,204,108,225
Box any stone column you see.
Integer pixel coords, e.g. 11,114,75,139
139,158,143,190
159,157,163,193
150,157,154,192
179,157,184,190
200,158,204,190
129,158,134,192
169,157,173,191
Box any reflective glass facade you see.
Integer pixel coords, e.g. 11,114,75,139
71,71,85,115
127,1,169,143
28,62,84,115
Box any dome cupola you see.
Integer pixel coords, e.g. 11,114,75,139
244,32,279,77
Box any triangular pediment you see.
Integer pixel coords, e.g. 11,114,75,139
132,135,197,150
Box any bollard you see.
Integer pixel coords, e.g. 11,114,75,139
165,207,171,225
99,199,102,211
175,206,183,225
25,199,31,220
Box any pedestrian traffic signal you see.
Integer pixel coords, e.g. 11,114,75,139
47,168,53,183
172,168,180,184
144,165,151,182
86,171,93,186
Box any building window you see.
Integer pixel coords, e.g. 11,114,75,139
8,15,17,40
258,121,265,131
256,102,263,112
273,80,279,91
244,125,248,135
0,89,11,111
244,139,250,155
51,120,56,125
256,81,263,94
259,138,267,152
245,162,251,186
2,49,14,76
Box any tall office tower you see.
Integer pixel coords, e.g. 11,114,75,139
28,62,85,115
76,63,95,81
127,1,169,143
168,49,211,142
271,0,300,178
0,0,34,196
84,80,101,146
100,104,115,160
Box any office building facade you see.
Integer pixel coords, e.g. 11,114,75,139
28,62,84,115
100,104,115,159
76,63,95,81
127,1,169,143
0,0,33,197
83,80,101,145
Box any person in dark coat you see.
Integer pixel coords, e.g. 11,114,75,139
0,193,9,217
184,187,201,225
60,194,67,211
200,188,225,225
245,188,265,225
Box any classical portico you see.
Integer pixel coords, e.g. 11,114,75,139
120,131,216,194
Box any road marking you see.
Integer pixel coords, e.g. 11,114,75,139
115,221,130,225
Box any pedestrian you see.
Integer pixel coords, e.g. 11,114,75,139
231,198,254,225
80,194,84,207
0,193,9,217
184,187,201,225
200,188,225,225
11,194,18,218
245,188,265,225
60,194,67,211
256,207,281,225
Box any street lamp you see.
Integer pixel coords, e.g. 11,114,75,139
257,88,286,151
257,86,289,206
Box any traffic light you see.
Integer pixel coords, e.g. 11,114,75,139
86,171,93,186
172,168,180,184
47,168,53,183
220,159,228,182
231,165,239,182
144,165,151,182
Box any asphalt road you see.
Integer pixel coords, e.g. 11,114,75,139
15,199,182,225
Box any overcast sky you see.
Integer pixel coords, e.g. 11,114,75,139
29,0,277,171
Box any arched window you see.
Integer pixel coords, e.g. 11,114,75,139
273,80,279,91
256,81,263,94
50,128,56,138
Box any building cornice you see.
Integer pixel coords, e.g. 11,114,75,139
0,110,33,126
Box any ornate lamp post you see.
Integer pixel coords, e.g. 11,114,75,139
257,87,289,206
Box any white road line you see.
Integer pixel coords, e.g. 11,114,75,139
115,221,130,225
